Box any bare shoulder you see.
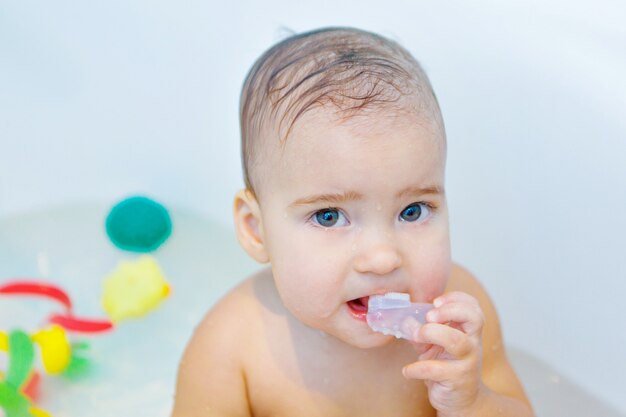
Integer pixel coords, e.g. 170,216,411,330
446,263,489,302
171,270,265,417
447,263,532,408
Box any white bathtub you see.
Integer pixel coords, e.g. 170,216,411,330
0,205,623,417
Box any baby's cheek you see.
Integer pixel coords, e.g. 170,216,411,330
414,245,451,302
271,248,339,318
277,280,339,330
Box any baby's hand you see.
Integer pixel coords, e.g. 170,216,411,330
402,291,487,416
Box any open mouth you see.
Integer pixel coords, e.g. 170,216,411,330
346,296,369,321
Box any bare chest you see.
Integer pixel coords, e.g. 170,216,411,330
248,371,434,417
243,329,434,417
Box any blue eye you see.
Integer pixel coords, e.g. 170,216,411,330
312,208,348,228
400,203,431,222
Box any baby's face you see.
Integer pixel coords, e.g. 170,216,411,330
256,108,451,349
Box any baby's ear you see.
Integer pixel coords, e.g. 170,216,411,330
233,188,269,264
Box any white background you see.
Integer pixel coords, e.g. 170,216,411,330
1,0,625,412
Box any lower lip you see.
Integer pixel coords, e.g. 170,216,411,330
347,299,368,321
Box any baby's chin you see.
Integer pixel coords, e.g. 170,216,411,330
298,319,394,349
292,310,419,350
341,331,433,353
330,328,401,350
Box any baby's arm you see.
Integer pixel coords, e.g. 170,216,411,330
403,265,535,417
171,294,252,417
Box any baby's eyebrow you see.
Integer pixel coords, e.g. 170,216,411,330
288,185,444,208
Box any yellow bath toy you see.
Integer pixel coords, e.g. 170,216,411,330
0,331,7,351
30,406,53,417
31,325,71,375
102,255,171,322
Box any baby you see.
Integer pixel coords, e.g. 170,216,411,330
172,27,535,417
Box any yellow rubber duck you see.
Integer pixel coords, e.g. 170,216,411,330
101,256,171,322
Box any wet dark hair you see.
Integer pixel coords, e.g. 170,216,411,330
239,26,445,200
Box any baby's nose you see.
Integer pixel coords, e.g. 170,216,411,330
351,230,402,275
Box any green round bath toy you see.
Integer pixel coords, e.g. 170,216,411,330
105,196,172,252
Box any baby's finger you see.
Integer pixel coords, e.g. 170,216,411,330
419,323,474,359
418,344,443,361
427,302,484,335
433,291,480,308
402,359,455,382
